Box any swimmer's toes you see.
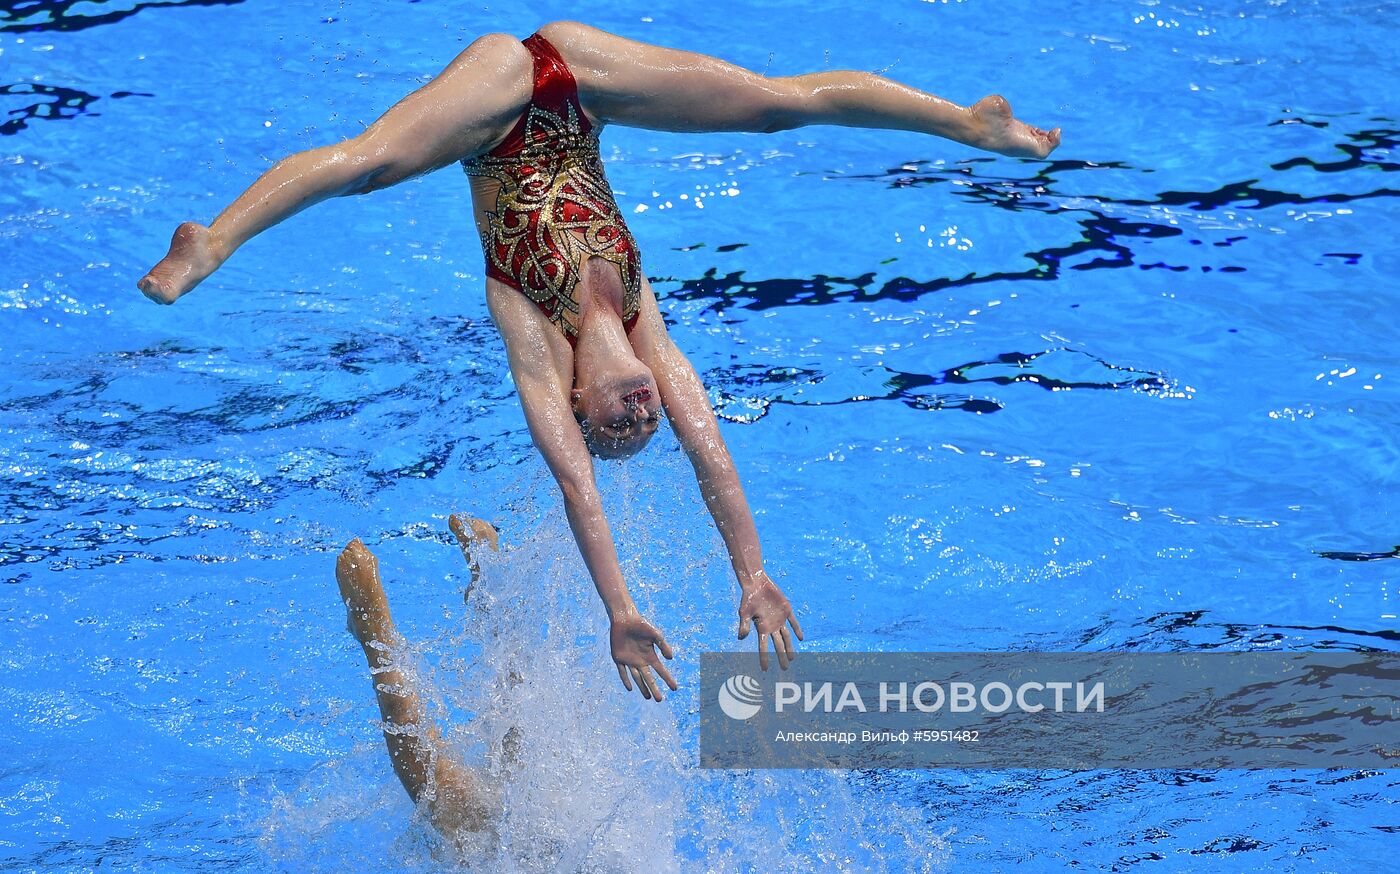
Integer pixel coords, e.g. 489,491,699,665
448,514,469,544
141,222,220,304
470,518,499,552
336,541,394,646
449,513,499,550
449,513,500,593
137,275,170,304
971,95,1051,158
337,537,374,575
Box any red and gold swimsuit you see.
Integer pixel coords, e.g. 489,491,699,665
461,33,642,345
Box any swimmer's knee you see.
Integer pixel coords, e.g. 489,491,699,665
536,20,594,48
470,31,524,51
461,31,531,72
750,77,810,133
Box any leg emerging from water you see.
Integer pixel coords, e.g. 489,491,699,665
446,515,526,696
449,513,500,592
335,538,497,835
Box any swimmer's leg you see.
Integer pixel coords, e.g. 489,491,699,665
448,513,500,591
335,538,498,835
446,515,525,696
544,21,1059,159
138,33,532,304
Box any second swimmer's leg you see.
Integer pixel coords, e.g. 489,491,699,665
335,538,497,835
449,513,500,591
446,515,525,698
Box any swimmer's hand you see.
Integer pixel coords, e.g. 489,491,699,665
610,611,678,702
137,222,225,305
737,571,803,671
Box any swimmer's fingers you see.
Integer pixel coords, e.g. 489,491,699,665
758,631,770,672
778,624,800,658
737,614,752,641
770,628,791,670
646,631,676,691
617,663,633,692
787,612,804,642
648,653,679,692
636,665,662,701
629,665,652,700
634,665,666,702
644,666,666,701
778,627,800,669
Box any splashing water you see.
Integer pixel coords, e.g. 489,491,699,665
254,446,949,872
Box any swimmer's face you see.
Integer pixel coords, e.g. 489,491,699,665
572,368,662,460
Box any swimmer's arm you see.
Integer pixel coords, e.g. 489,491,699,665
647,336,765,586
633,296,803,663
488,290,677,699
140,33,531,304
489,313,635,619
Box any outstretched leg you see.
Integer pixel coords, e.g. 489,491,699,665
138,33,534,304
335,538,497,836
546,21,1059,159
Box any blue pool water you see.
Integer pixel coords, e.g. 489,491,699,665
3,0,1397,869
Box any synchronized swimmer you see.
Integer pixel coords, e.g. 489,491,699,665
138,22,1060,709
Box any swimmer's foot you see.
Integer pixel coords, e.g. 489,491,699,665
137,221,225,305
336,537,399,655
449,513,499,593
970,95,1061,159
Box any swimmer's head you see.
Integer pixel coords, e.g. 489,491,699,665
567,257,663,459
571,364,662,460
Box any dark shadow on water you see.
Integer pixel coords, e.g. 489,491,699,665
1114,609,1400,652
0,82,100,135
1315,546,1399,563
708,348,1169,424
0,83,152,137
1270,125,1400,174
650,118,1396,318
1,0,243,33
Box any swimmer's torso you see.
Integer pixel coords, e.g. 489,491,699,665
462,33,642,344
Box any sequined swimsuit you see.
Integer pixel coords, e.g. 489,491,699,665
461,33,642,345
